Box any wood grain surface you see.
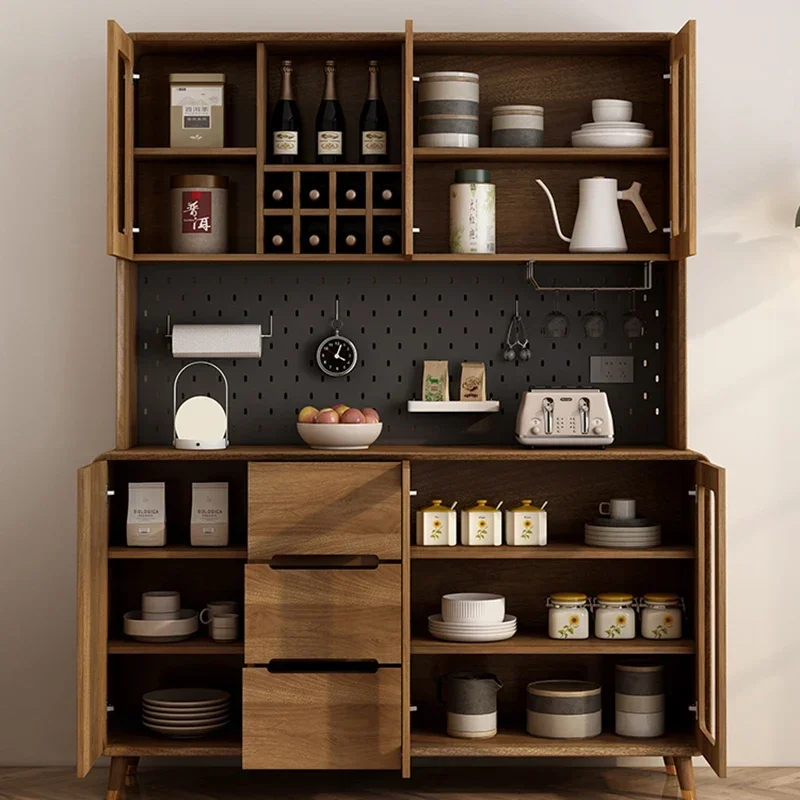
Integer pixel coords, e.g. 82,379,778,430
76,462,109,777
245,564,401,662
410,544,694,560
115,259,136,449
248,462,402,559
243,669,402,769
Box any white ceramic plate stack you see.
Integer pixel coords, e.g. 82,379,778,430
142,689,231,739
571,99,654,148
123,591,199,643
428,593,517,642
584,519,662,548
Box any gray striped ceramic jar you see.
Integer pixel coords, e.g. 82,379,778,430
615,662,664,696
440,672,503,739
491,105,544,147
526,680,602,739
615,662,665,738
418,71,479,148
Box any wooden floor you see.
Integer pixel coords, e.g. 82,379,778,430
0,766,798,800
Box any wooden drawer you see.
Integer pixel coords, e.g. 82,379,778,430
243,668,402,770
245,564,401,662
248,463,402,560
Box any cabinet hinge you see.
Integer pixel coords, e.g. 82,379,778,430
688,701,698,719
132,73,140,81
412,227,420,234
106,485,114,501
409,489,418,497
663,71,672,82
688,487,698,503
413,76,420,83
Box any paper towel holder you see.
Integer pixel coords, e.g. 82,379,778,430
173,361,229,450
165,312,274,348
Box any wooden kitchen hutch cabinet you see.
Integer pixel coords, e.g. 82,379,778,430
79,19,725,800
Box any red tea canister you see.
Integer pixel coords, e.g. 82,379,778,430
170,174,229,254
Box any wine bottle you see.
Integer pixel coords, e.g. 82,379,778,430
359,60,389,164
373,223,400,254
271,60,300,164
336,221,364,253
301,220,329,253
266,219,293,253
373,175,400,208
316,60,345,164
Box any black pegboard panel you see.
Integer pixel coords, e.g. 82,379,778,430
136,262,668,445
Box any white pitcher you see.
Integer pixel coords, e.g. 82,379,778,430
536,177,657,253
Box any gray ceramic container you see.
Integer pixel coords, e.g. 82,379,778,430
491,105,544,147
615,662,664,695
418,71,480,148
526,680,602,739
615,662,666,738
440,672,503,739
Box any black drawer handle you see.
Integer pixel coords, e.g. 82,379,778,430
267,659,383,674
269,554,379,569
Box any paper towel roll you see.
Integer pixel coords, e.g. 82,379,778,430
171,325,262,358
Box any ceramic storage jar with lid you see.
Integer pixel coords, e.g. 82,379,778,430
171,175,229,254
440,672,503,739
418,71,480,148
640,593,684,639
505,500,547,546
460,500,502,546
615,661,665,737
527,680,602,739
594,593,636,639
450,169,496,254
170,74,225,147
547,593,590,639
491,105,544,147
416,499,457,546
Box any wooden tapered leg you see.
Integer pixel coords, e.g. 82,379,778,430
106,756,130,800
124,757,140,788
664,756,677,776
674,756,696,800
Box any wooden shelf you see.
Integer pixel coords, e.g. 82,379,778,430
99,445,704,462
411,253,671,262
108,639,244,655
407,400,500,413
134,147,256,160
411,632,695,655
105,724,242,757
131,253,406,262
411,728,697,758
415,147,669,162
411,543,694,560
263,164,402,173
108,545,247,559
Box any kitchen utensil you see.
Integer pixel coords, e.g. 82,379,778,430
142,720,229,738
441,593,506,624
416,500,458,546
296,421,383,450
581,121,645,130
450,169,496,254
593,593,636,639
622,291,644,338
541,292,569,338
418,71,480,148
210,612,238,642
571,130,654,148
141,591,180,620
460,500,503,546
439,672,503,739
590,516,655,528
492,105,544,147
640,594,684,639
592,99,633,122
536,177,657,253
503,300,531,361
527,680,602,739
200,601,237,624
143,712,230,726
547,593,590,639
516,389,614,447
583,291,606,338
143,688,231,706
505,500,547,545
599,498,636,519
142,707,231,722
428,613,517,642
123,609,199,642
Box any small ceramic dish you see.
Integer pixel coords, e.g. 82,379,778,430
441,592,506,623
592,99,633,122
123,609,198,642
571,130,654,148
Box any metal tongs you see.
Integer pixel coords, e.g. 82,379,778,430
503,299,531,361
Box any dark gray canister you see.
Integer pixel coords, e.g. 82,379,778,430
615,662,664,695
615,662,665,737
526,680,602,739
439,672,502,739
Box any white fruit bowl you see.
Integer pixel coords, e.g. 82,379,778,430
297,422,383,450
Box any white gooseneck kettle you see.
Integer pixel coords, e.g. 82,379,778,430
536,177,657,253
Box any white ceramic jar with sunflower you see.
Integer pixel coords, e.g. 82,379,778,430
547,593,590,639
461,500,503,546
505,500,547,546
640,593,684,639
593,593,636,639
416,499,457,546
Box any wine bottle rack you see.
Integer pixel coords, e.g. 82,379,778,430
263,166,403,257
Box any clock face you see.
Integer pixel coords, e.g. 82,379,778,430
316,335,357,377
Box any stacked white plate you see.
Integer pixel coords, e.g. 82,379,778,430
572,122,654,148
428,613,517,641
585,519,661,548
142,689,231,738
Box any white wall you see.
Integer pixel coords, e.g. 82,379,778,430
1,0,797,768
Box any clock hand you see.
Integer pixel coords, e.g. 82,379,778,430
334,344,344,360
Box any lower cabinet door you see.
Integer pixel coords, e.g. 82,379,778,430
242,668,402,770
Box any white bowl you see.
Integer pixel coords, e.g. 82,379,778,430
123,609,198,642
297,422,382,450
592,99,633,122
142,591,180,614
571,130,654,148
581,121,645,130
441,592,505,623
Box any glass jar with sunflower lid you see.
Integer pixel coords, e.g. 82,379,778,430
640,593,684,639
416,499,457,546
547,592,590,639
593,593,636,639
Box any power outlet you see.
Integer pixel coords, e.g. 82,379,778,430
590,356,634,384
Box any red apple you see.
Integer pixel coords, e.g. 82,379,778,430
362,407,380,424
332,403,350,418
298,405,319,423
340,408,366,424
316,408,340,424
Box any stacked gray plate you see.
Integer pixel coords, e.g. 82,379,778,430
142,689,231,739
585,518,661,548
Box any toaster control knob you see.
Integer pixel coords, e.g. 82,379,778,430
593,424,604,435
